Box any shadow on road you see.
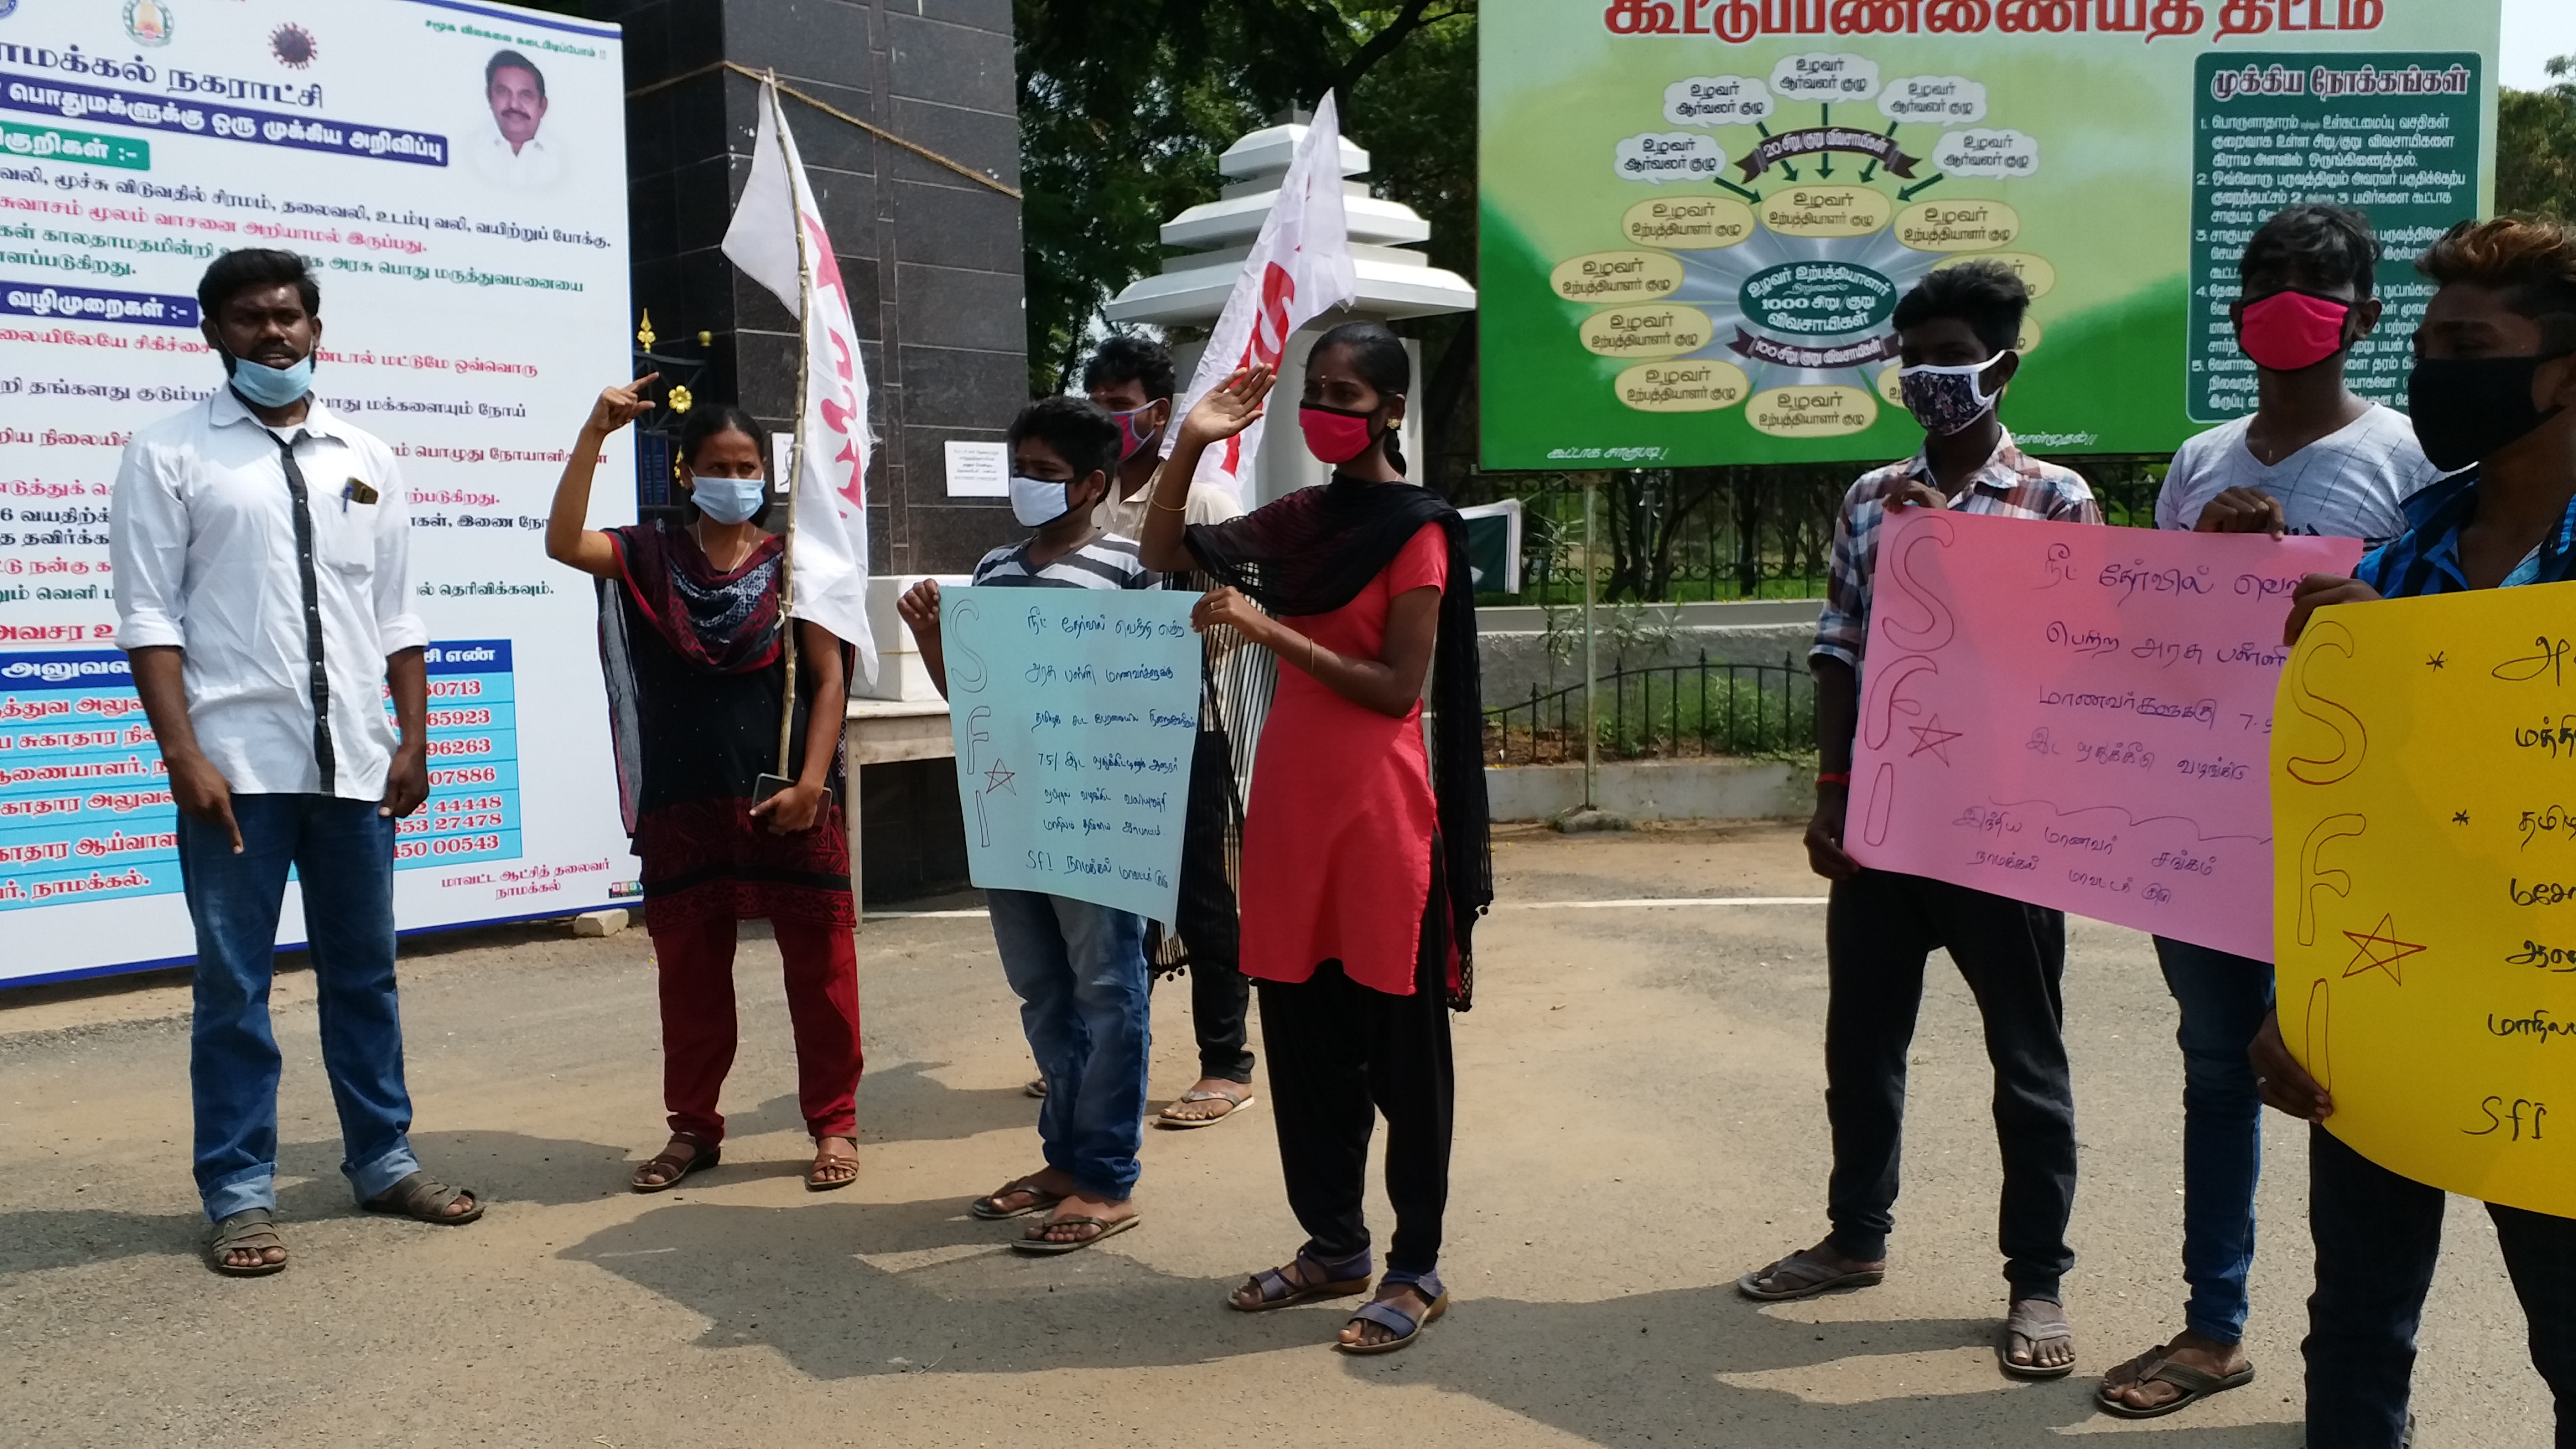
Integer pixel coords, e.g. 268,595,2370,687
562,1199,2301,1447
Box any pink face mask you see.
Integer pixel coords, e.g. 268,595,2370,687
2237,289,2353,372
1299,403,1378,465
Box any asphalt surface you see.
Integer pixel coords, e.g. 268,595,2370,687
0,823,2554,1447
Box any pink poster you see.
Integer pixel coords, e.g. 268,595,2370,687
1847,510,2364,959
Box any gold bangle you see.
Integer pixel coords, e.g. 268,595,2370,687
1305,634,1320,675
1146,462,1188,513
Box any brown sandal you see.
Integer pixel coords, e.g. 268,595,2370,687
631,1133,719,1194
362,1171,485,1225
209,1208,287,1276
806,1135,859,1192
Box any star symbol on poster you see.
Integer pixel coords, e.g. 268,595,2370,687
983,760,1016,795
1906,714,1964,764
2426,651,2447,670
2453,810,2471,825
2341,912,2425,985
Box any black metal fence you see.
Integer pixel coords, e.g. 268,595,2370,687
1451,457,2168,606
1482,653,1818,766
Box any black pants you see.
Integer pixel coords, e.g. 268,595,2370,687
1256,932,1454,1276
2305,1125,2576,1447
1173,727,1253,1082
1824,869,2077,1299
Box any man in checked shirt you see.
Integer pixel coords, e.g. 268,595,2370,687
1737,262,2100,1381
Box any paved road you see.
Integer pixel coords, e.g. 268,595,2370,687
0,825,2552,1447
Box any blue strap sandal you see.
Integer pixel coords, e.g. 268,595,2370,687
1230,1246,1373,1312
1336,1268,1447,1355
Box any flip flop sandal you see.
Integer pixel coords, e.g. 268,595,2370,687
969,1176,1066,1220
208,1208,287,1277
1999,1299,2076,1380
2094,1353,2256,1419
632,1133,720,1194
1024,1078,1048,1099
1011,1213,1141,1256
1229,1247,1374,1312
804,1138,859,1194
1156,1088,1257,1130
1737,1251,1886,1302
362,1171,485,1226
1337,1270,1448,1355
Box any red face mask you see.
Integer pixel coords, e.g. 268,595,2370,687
1299,402,1378,465
2237,288,2353,372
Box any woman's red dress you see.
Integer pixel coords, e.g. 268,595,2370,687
1238,523,1448,996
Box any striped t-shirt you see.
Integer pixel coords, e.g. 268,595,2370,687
968,532,1158,590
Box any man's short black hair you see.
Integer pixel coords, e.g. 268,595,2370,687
2242,203,2379,299
486,49,546,100
1892,260,2029,356
197,248,319,320
1081,334,1176,402
1007,395,1120,486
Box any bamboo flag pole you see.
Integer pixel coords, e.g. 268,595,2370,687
771,73,811,780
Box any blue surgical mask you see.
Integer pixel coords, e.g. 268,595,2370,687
1010,472,1072,528
688,473,767,525
228,353,314,409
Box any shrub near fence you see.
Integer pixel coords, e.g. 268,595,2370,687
1483,653,1818,766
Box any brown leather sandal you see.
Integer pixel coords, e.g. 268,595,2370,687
805,1135,859,1192
631,1133,719,1194
209,1208,287,1276
362,1171,485,1225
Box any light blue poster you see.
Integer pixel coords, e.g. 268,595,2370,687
940,588,1202,921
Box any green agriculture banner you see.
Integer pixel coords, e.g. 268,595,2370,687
1479,1,2500,470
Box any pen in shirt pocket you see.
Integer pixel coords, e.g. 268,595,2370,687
341,477,378,514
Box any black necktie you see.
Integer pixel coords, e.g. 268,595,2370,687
277,433,336,794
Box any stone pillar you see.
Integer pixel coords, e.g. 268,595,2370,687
595,0,1025,574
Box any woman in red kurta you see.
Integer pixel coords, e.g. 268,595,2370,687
1140,322,1492,1355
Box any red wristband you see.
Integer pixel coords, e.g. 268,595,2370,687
1816,771,1851,785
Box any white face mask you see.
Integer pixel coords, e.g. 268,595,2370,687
1010,472,1073,528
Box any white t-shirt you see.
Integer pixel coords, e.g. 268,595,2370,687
2154,405,2441,543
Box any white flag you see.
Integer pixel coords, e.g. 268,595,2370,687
721,80,879,684
1164,92,1359,499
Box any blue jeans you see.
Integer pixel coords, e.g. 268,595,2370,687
2151,936,2274,1344
986,889,1149,1198
178,795,419,1222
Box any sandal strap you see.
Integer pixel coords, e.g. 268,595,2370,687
213,1209,281,1248
1348,1298,1421,1338
1298,1244,1374,1281
1249,1267,1296,1303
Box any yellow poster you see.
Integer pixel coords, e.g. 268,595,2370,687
2273,585,2576,1216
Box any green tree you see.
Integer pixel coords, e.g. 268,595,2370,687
1015,1,1479,397
2501,56,2576,222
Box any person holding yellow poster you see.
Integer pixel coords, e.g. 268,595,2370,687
2270,218,2576,1449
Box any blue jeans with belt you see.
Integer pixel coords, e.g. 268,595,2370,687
178,794,420,1222
2151,936,2275,1345
986,889,1149,1199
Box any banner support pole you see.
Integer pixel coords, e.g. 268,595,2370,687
770,73,811,779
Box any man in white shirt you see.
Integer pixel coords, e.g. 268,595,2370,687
112,249,484,1278
469,49,564,192
1084,337,1263,1129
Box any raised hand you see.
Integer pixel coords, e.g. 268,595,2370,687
583,373,660,438
1176,365,1276,448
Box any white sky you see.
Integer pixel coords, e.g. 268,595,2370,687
2502,0,2576,92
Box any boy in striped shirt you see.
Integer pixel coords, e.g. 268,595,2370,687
897,397,1158,1254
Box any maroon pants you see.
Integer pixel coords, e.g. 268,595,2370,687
652,915,862,1143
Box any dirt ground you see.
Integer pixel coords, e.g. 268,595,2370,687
0,823,2554,1447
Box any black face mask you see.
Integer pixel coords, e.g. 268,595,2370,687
2408,352,2570,472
